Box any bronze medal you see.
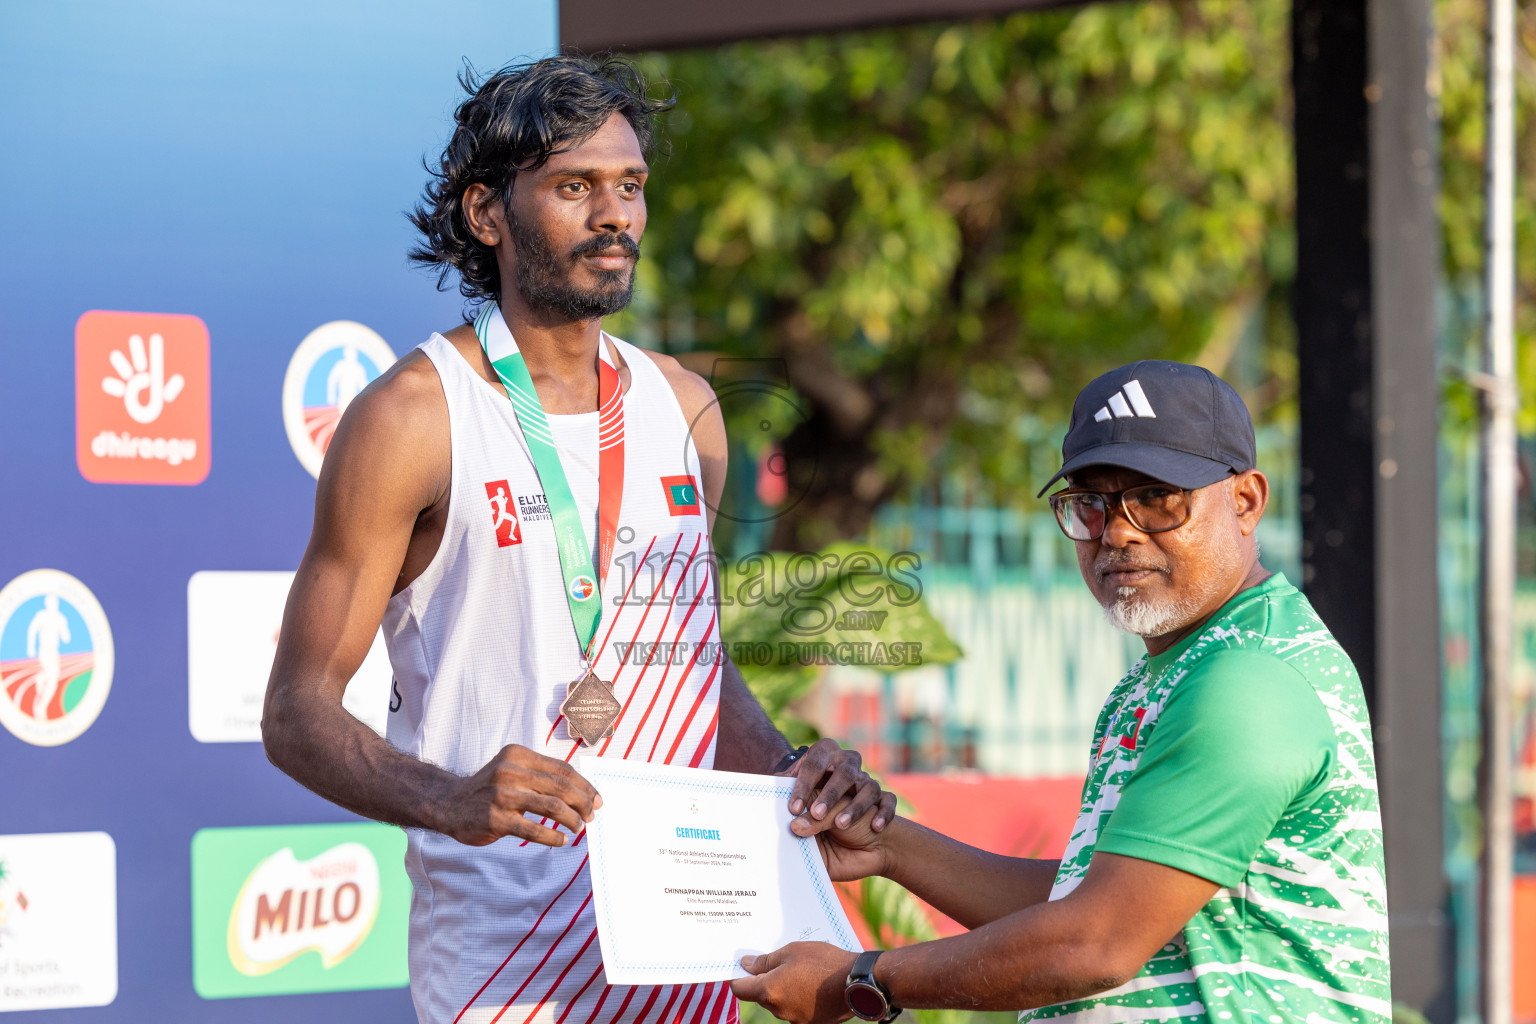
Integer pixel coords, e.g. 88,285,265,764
561,671,622,746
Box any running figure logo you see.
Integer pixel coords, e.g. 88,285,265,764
282,321,397,479
0,570,115,747
484,480,523,548
24,595,71,723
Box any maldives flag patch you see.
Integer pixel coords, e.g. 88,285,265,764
661,474,701,516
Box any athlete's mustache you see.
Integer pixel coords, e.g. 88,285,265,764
569,233,640,262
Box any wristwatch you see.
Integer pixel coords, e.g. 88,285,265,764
844,950,900,1022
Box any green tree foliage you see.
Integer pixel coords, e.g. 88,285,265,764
1437,0,1536,434
614,0,1296,548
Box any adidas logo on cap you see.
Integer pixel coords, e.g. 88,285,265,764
1093,379,1156,422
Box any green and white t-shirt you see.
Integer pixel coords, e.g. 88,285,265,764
1020,574,1390,1024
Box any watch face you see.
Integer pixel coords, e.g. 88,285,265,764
846,982,887,1021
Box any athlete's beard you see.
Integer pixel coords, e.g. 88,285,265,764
1098,528,1246,639
510,214,639,321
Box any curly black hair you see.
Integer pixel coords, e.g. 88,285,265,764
408,54,674,306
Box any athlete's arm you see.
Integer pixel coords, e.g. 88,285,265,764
261,352,600,848
643,351,896,835
731,852,1218,1021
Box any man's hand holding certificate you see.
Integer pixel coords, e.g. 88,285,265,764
582,757,864,985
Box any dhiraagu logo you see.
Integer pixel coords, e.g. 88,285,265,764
191,823,408,999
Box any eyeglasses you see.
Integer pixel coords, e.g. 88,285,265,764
1047,483,1194,541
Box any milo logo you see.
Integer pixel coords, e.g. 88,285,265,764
228,842,380,975
191,823,407,999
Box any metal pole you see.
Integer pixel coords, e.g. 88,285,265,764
1478,0,1518,1016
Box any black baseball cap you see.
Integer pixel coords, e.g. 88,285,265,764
1036,360,1256,497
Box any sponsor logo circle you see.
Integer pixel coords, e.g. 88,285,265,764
0,569,115,746
569,575,597,602
282,321,396,479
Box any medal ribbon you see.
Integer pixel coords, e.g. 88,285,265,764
474,303,625,659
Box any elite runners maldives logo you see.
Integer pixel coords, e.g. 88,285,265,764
282,321,396,479
75,310,210,484
484,480,524,547
191,823,408,999
0,570,114,747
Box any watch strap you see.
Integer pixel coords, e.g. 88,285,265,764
770,745,810,774
850,950,883,981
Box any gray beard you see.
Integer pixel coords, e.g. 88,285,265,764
1099,534,1246,639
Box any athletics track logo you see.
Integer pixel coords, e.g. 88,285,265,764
76,310,210,484
282,321,396,479
570,574,597,602
0,570,115,747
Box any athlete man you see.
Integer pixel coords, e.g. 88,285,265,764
262,56,892,1024
729,362,1391,1024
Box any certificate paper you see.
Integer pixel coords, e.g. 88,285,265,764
581,757,862,985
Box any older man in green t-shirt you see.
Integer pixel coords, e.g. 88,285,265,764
730,361,1391,1024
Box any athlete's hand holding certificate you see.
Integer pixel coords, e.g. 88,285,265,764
582,758,862,985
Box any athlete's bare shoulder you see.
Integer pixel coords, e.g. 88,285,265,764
628,346,727,518
631,347,717,425
319,342,450,515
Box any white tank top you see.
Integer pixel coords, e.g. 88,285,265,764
383,332,734,1024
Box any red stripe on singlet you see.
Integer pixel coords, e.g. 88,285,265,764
558,533,687,764
518,927,600,1024
555,961,609,1024
634,984,679,1024
712,979,736,1024
545,536,661,746
456,856,590,1024
663,658,722,765
526,538,679,842
711,976,736,1023
645,613,716,763
668,985,701,1024
588,535,695,759
581,979,625,1024
687,712,719,769
483,892,594,1024
619,538,707,757
688,983,719,1024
